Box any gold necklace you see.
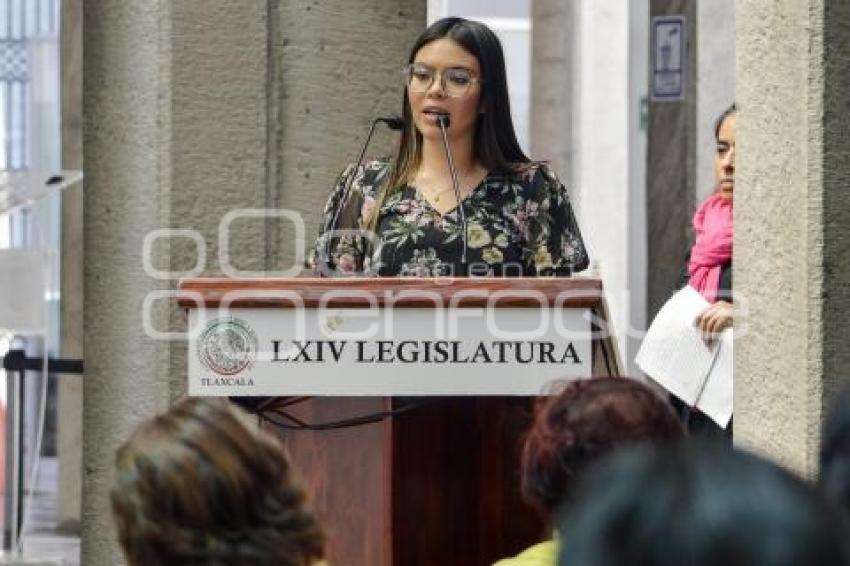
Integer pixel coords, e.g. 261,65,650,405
429,187,455,203
415,169,476,203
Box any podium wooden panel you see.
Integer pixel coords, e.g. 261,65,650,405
255,396,546,566
179,277,618,566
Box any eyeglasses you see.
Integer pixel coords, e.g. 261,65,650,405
403,63,482,98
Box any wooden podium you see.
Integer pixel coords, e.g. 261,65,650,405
178,277,619,566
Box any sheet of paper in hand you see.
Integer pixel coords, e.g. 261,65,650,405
635,285,733,428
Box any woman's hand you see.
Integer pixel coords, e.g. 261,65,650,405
695,300,733,345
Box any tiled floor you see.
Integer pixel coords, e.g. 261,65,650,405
1,458,80,565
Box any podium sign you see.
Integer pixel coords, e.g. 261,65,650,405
179,277,614,397
187,305,591,396
178,277,617,565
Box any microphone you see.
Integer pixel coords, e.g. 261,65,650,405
379,114,405,131
321,114,404,275
435,113,468,269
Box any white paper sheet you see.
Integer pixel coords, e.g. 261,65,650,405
636,285,733,428
694,329,733,427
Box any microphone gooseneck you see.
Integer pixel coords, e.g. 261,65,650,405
435,113,468,269
379,114,405,131
322,115,403,276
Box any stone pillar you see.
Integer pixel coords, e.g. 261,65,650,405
530,0,577,194
646,0,697,320
735,0,850,475
82,1,426,563
82,1,269,563
58,0,83,532
165,2,271,400
269,0,424,267
83,3,170,562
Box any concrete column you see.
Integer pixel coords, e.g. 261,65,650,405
530,0,577,194
82,1,426,563
646,0,697,321
83,3,171,562
58,0,83,532
165,2,271,400
83,1,269,562
269,0,424,268
735,0,850,475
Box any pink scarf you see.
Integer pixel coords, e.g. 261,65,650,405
688,193,732,303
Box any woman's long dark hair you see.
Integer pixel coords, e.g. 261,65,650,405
368,17,530,231
714,102,737,140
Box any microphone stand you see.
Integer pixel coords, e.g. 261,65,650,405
436,114,468,271
321,115,404,276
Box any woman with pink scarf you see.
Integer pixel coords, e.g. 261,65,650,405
691,104,735,340
673,104,735,437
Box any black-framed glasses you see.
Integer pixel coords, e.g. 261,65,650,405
403,63,482,98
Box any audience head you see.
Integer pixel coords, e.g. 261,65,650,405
111,397,324,566
520,377,684,518
821,383,850,517
559,443,850,566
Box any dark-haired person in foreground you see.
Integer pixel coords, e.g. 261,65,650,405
493,377,684,566
313,16,588,277
111,397,325,566
821,383,850,519
559,443,850,566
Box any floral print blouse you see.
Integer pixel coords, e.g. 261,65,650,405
312,160,589,277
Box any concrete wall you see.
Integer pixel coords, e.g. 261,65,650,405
271,0,419,269
58,0,83,532
165,2,271,401
735,0,850,475
82,2,174,562
530,0,576,192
